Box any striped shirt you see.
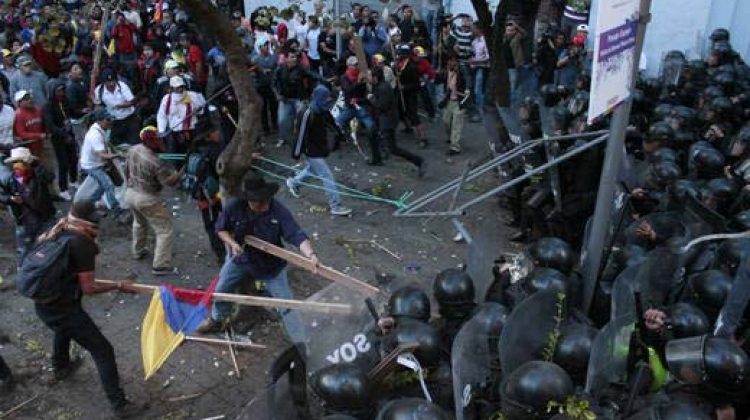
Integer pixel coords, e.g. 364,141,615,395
452,25,474,64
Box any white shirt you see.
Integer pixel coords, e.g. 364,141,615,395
306,27,321,60
93,81,135,121
0,104,14,147
80,122,108,170
291,17,308,41
156,91,206,134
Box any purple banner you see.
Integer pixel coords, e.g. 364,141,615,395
597,19,638,62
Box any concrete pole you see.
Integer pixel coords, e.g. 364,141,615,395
581,0,653,314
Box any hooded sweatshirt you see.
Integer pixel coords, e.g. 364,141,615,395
292,85,340,159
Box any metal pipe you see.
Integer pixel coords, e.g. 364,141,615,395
457,134,609,212
395,130,609,216
335,0,342,60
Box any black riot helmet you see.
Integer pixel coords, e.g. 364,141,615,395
647,121,674,144
631,89,648,114
641,77,662,98
526,267,569,295
653,103,674,121
710,28,730,43
670,179,699,202
500,361,574,419
388,285,431,322
433,268,476,309
541,84,560,107
651,161,682,187
375,398,451,420
666,335,750,394
715,239,750,276
709,96,734,118
671,106,697,129
650,147,678,163
553,323,598,386
667,302,711,338
712,71,736,95
689,142,725,179
672,129,695,149
527,237,575,274
686,270,732,320
311,363,371,415
382,318,442,367
706,177,737,211
699,85,725,106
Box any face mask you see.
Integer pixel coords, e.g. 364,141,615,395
13,163,31,180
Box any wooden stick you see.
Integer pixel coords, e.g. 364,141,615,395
225,327,241,378
244,236,380,295
185,335,266,349
0,394,40,419
94,279,353,314
89,3,111,100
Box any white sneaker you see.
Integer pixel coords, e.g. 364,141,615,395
286,178,300,198
330,205,352,216
58,191,72,201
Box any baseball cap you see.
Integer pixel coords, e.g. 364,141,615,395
164,59,180,70
15,55,32,67
346,56,358,66
1,49,10,58
13,90,31,103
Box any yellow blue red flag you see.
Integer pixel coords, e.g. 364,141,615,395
141,277,218,380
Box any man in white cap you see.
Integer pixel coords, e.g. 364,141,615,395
93,68,139,145
156,75,206,157
0,147,56,263
9,55,48,107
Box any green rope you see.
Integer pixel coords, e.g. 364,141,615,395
153,153,410,209
252,164,409,210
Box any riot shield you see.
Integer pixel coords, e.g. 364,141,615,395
538,104,563,212
584,315,636,398
451,303,508,420
660,51,686,87
498,290,567,377
467,225,505,303
611,244,685,319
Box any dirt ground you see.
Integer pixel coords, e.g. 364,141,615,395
0,118,518,419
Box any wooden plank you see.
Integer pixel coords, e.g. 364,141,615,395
244,236,380,295
90,4,111,100
184,335,266,349
94,279,353,314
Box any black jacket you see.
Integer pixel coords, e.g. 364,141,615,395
0,164,56,226
274,65,317,100
293,107,341,159
65,78,89,118
371,79,398,130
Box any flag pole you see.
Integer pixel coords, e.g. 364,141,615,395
184,335,266,349
95,279,353,314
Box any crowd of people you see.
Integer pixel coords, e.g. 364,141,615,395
2,0,750,418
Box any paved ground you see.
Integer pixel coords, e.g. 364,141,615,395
0,116,519,419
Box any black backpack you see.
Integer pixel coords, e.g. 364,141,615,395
16,233,76,303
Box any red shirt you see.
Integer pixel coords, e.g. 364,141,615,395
415,58,436,81
112,22,138,54
13,107,45,155
186,44,207,84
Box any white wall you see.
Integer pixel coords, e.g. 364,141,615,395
640,0,711,77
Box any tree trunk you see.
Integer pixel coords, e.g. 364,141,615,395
179,0,262,196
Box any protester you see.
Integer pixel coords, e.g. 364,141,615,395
64,62,91,148
395,45,429,147
286,84,353,216
0,99,14,151
124,126,182,276
43,81,76,200
192,126,226,265
0,147,56,263
93,68,139,146
76,109,124,219
156,76,206,157
196,173,320,345
251,40,279,136
9,55,48,107
441,55,468,155
33,200,144,418
273,51,317,147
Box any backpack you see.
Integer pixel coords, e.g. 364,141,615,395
16,234,76,302
181,152,203,193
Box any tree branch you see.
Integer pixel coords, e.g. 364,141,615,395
179,0,262,196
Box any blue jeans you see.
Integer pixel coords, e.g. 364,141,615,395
211,259,307,344
473,67,487,114
82,167,120,211
290,157,341,208
277,99,305,142
335,105,374,130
